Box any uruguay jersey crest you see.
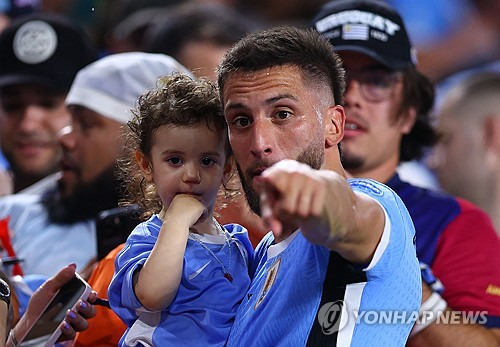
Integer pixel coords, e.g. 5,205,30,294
254,257,281,310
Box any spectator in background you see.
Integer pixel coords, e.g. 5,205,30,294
312,0,500,345
5,264,97,346
0,0,40,32
99,0,320,56
432,73,500,235
229,0,328,27
104,6,174,54
0,12,97,193
0,52,190,278
387,0,500,83
145,2,261,80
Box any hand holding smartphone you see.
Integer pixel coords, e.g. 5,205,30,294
16,272,91,346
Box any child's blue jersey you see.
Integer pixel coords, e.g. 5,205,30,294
227,179,421,347
108,215,253,347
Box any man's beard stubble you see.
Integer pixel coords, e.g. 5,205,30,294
6,147,62,192
43,166,121,224
237,144,324,217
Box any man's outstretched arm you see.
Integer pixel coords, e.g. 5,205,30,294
260,160,384,264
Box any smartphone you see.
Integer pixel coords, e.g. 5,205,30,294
17,272,91,346
96,204,141,260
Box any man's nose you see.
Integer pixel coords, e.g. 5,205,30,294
249,120,273,159
342,78,363,108
58,125,76,149
17,105,45,133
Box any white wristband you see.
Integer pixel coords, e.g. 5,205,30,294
410,292,448,337
8,329,19,347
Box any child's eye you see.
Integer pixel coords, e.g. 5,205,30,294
201,157,216,167
167,157,183,165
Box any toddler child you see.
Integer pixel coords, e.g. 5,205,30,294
108,74,252,346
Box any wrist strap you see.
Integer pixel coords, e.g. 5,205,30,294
410,292,448,337
8,329,18,347
420,263,444,294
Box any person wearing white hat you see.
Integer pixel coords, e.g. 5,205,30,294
0,12,97,194
0,52,191,278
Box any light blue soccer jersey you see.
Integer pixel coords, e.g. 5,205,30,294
108,215,253,347
227,179,421,346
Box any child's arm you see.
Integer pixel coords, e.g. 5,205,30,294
133,194,205,311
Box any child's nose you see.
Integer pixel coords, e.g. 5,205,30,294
183,164,201,184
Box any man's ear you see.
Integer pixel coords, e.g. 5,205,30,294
135,150,153,182
325,105,345,149
222,156,234,186
400,107,417,135
484,115,500,157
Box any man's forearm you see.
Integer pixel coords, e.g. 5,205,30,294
408,311,500,347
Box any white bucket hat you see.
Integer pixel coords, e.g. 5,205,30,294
66,52,192,124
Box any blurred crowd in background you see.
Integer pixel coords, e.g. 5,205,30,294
0,0,499,345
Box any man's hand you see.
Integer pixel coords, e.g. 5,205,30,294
260,160,355,244
260,160,327,239
260,160,383,264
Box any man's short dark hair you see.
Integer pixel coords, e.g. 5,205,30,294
217,26,345,106
398,67,438,162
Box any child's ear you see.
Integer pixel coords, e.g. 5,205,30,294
222,157,234,186
135,150,153,182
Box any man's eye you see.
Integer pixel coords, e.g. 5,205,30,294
1,102,22,113
364,72,393,89
201,157,216,166
275,110,291,120
167,157,183,165
79,121,96,130
234,117,251,128
40,99,60,109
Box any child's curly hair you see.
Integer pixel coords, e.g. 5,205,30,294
117,73,232,219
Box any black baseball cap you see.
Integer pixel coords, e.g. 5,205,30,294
0,12,98,93
1,0,40,18
312,0,417,70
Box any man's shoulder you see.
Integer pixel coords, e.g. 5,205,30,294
0,174,58,213
0,192,43,212
444,198,497,236
349,178,391,195
393,176,493,225
389,175,459,207
389,176,463,224
17,173,60,195
348,178,402,209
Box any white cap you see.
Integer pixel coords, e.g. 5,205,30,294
65,52,192,124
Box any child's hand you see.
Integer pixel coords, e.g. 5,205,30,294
164,194,207,229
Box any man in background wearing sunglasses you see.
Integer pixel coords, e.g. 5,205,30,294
313,0,500,345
